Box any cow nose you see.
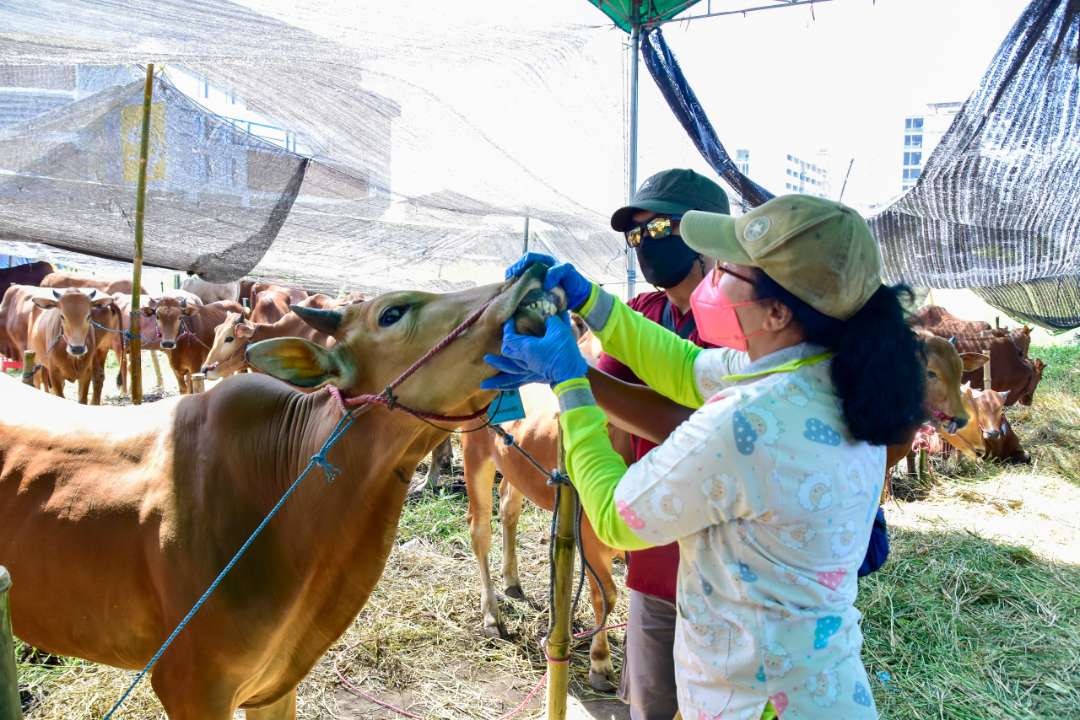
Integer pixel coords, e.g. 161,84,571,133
68,345,87,356
985,430,1001,440
161,340,175,349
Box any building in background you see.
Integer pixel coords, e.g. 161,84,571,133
901,100,962,192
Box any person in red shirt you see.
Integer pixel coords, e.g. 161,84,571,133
599,168,731,720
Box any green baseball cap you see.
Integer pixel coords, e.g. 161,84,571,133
680,194,883,320
610,168,730,231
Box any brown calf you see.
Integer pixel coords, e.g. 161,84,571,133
28,288,114,404
143,296,243,393
249,283,308,324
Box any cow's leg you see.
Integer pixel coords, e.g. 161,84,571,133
581,523,618,692
463,440,504,638
77,369,90,404
245,688,297,720
498,478,525,600
151,665,235,720
116,339,128,397
48,372,65,398
91,355,105,405
426,438,452,491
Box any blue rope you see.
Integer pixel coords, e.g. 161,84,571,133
102,411,356,719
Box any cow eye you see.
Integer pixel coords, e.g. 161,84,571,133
927,370,937,379
378,304,409,327
224,336,234,343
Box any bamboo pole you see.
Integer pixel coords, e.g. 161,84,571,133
0,567,22,720
19,352,34,387
129,63,155,406
545,426,575,720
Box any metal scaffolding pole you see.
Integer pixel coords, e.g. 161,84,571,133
626,2,641,300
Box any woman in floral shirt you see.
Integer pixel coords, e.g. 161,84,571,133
485,195,924,719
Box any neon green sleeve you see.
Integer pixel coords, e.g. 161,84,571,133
553,378,652,551
578,285,704,408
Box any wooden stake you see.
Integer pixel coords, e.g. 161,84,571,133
545,425,575,720
129,63,155,406
0,567,22,720
20,352,34,387
190,373,206,394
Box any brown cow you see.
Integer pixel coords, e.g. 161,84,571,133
912,305,992,337
458,327,628,691
0,284,43,362
28,288,115,404
201,310,335,381
143,296,242,394
0,270,546,719
958,328,1044,407
40,271,132,295
110,292,168,393
249,283,308,324
884,333,989,470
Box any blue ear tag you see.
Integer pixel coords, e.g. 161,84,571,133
488,389,526,424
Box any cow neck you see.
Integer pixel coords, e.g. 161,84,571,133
254,383,449,644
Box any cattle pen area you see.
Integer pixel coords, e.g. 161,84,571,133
2,1,1080,719
3,337,1080,719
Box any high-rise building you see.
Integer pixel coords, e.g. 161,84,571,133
780,150,830,198
732,147,830,202
734,148,751,176
901,100,962,192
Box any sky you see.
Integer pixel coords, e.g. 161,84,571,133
564,0,1031,212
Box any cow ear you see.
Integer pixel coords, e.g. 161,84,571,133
246,338,344,388
235,322,255,339
290,304,342,336
91,295,113,307
32,296,59,309
959,352,988,372
140,305,156,316
182,304,199,316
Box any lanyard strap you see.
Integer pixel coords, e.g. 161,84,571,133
660,299,697,340
721,350,834,383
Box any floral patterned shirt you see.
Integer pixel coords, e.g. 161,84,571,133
612,343,882,720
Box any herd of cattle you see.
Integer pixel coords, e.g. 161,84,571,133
0,260,1054,715
0,262,367,402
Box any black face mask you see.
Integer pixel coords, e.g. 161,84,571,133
635,235,699,288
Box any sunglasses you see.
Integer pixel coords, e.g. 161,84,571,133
624,215,682,248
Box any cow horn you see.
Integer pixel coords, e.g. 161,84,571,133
88,289,97,299
948,336,957,346
291,305,342,335
53,289,61,299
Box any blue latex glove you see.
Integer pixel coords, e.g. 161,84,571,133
505,252,557,280
492,316,587,387
481,353,548,390
542,262,592,312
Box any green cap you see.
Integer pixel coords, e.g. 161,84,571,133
610,168,730,231
680,194,883,320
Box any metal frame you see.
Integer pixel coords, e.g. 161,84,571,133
622,0,831,295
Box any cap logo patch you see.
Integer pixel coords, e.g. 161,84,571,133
744,216,771,243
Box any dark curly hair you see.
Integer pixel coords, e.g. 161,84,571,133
753,271,925,446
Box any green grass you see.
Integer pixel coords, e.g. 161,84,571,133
857,528,1080,719
1029,343,1080,396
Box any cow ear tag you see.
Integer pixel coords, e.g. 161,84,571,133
488,389,526,424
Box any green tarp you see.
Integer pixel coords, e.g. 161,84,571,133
587,0,702,31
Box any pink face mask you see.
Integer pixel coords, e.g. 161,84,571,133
689,267,765,351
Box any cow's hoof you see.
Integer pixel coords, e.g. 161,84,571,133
588,669,617,693
504,584,526,601
482,620,508,640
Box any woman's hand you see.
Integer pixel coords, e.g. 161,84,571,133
484,315,588,388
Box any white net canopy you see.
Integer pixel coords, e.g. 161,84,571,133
869,0,1080,330
0,0,632,295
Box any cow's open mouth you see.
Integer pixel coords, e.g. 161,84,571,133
486,263,560,330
